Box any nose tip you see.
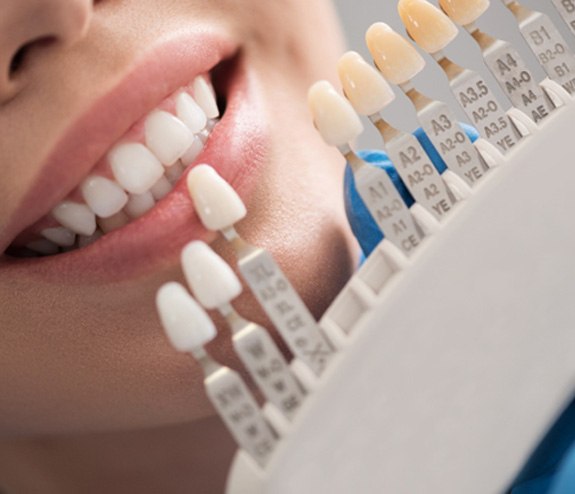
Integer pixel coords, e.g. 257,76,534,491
49,0,94,47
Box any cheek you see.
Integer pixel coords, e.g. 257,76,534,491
0,272,221,436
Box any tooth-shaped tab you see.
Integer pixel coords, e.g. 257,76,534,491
398,0,459,54
52,201,97,236
156,282,217,352
439,0,490,26
187,165,247,231
109,143,165,194
337,51,396,116
366,22,426,85
193,76,220,119
124,191,155,219
41,226,76,247
145,111,195,166
176,92,208,134
81,175,129,218
308,80,363,147
181,241,242,309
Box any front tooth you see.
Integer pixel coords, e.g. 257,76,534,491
124,191,155,219
180,136,204,166
78,230,103,248
52,201,97,236
193,77,220,119
145,111,195,166
81,175,128,218
98,211,130,233
165,161,185,184
108,143,165,195
176,92,208,134
150,176,172,200
41,226,76,247
27,239,59,255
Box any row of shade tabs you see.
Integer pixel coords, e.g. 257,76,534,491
155,0,575,473
309,0,575,257
157,165,338,468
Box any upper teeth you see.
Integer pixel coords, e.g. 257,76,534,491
26,75,220,255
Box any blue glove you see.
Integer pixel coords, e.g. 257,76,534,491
343,126,575,493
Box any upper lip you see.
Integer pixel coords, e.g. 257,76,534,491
0,29,238,255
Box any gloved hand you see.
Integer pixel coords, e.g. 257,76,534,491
343,126,575,494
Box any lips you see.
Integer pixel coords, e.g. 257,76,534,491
0,32,269,281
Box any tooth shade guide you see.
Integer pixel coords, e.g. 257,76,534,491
439,0,491,26
434,55,522,154
505,2,575,96
185,163,335,375
401,86,489,187
456,22,555,122
365,22,426,85
186,165,247,231
342,147,424,256
181,240,242,309
398,0,460,54
307,80,364,148
156,282,278,467
552,0,575,37
236,246,336,376
221,309,306,420
337,51,396,116
369,117,457,221
205,365,278,467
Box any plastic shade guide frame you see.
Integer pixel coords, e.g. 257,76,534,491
225,3,575,494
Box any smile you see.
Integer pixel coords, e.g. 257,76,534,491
7,63,229,258
0,31,269,281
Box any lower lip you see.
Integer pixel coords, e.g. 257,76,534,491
0,57,268,282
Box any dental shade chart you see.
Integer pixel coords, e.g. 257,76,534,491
181,241,306,420
552,0,575,36
216,0,575,494
503,0,575,96
366,23,489,188
399,0,524,155
441,0,555,123
147,1,575,491
308,81,424,256
186,165,336,377
156,283,278,468
338,52,458,221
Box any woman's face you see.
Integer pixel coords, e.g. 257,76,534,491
0,0,356,436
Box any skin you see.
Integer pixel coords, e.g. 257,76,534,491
0,0,357,492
